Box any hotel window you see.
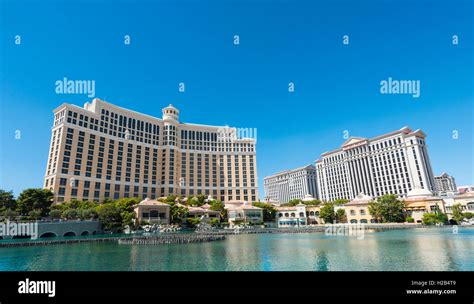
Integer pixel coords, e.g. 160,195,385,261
58,187,66,195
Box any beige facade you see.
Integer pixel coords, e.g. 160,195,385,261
275,203,307,227
404,188,446,223
185,204,221,220
305,205,323,224
225,201,263,225
444,191,474,217
344,194,375,224
44,98,258,204
343,189,447,224
134,198,170,224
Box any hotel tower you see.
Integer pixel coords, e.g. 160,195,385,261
264,165,318,203
44,98,258,203
315,127,436,202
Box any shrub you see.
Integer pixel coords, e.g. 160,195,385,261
2,209,18,220
209,218,220,227
422,212,448,225
62,209,79,220
186,218,201,227
79,208,98,220
463,212,473,219
28,210,42,220
252,202,276,221
49,209,62,219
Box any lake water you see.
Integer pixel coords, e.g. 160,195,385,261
0,227,472,271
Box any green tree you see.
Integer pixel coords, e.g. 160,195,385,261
166,202,188,224
120,210,136,227
333,199,349,205
62,209,79,220
0,190,17,211
303,199,321,206
114,198,139,213
186,217,201,227
463,212,473,219
3,209,18,220
210,200,227,220
96,203,122,231
53,200,99,213
282,199,303,207
101,198,115,205
368,202,382,223
190,195,206,206
209,218,220,227
49,209,62,219
16,188,53,216
49,202,67,213
368,194,406,223
422,212,448,225
252,202,277,222
114,198,139,228
319,203,335,224
78,200,99,210
28,210,42,220
67,198,82,209
79,208,98,220
185,196,194,206
164,195,177,203
406,216,415,223
451,203,465,223
335,208,346,223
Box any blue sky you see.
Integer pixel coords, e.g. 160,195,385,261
0,0,473,198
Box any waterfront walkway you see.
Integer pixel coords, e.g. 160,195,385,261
118,234,225,245
0,233,225,248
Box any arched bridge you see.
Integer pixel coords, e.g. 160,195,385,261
37,220,102,238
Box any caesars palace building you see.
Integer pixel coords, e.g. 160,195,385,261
315,127,436,202
44,98,258,204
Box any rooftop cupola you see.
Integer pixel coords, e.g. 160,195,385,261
162,104,179,122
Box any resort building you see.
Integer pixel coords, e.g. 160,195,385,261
264,165,318,204
305,205,322,225
403,188,446,223
275,203,307,227
434,173,457,195
315,127,436,202
444,190,474,219
342,190,447,224
134,198,170,224
43,98,258,204
184,204,221,220
344,193,376,224
225,201,263,226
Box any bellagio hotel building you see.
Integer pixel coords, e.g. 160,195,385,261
44,98,258,204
